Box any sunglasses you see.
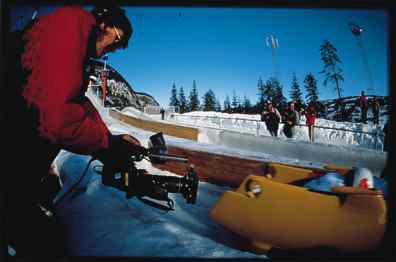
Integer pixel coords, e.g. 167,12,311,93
113,26,122,43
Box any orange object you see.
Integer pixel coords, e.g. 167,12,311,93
210,170,386,254
101,71,108,105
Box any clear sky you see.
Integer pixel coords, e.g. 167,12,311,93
10,5,389,107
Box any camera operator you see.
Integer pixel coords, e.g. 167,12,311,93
5,5,139,259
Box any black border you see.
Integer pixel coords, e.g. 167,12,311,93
2,0,395,261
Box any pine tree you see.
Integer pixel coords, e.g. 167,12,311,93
304,73,319,104
320,40,344,99
202,89,217,111
263,79,275,103
188,80,200,112
178,86,188,113
243,95,251,113
215,99,222,112
271,78,287,111
257,77,266,107
223,95,231,112
289,73,304,104
231,90,239,112
169,82,179,109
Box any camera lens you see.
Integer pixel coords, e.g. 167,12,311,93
129,170,198,204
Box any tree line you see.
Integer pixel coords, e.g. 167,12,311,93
169,40,344,115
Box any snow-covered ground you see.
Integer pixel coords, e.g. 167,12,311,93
168,110,387,151
35,90,266,258
9,90,386,258
120,103,387,176
53,151,262,257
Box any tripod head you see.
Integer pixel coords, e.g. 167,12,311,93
102,133,199,209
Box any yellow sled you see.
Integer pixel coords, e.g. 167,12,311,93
261,161,350,184
210,163,386,253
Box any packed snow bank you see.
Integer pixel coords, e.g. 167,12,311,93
53,151,266,258
86,92,387,176
172,111,385,151
121,106,154,121
199,128,386,176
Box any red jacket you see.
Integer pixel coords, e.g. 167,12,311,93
305,108,316,126
21,6,110,154
359,96,368,109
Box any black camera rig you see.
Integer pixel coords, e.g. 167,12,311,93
101,133,199,210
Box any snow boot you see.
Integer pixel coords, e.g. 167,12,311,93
38,169,62,215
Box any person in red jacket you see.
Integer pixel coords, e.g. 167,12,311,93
305,103,317,142
5,5,140,258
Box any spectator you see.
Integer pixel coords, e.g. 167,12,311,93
319,102,327,118
358,91,368,123
335,99,343,121
372,97,380,125
261,102,281,137
160,108,165,120
294,101,304,114
282,101,299,138
305,103,317,142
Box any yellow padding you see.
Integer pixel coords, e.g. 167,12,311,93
110,110,199,141
210,175,386,253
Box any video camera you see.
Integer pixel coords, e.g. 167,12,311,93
102,133,199,210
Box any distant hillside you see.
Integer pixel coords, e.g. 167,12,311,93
86,60,160,110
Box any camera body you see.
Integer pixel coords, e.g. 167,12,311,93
102,133,199,208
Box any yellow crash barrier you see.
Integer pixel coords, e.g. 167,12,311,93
210,175,386,253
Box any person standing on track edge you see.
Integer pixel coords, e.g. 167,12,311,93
358,90,368,124
282,101,299,138
305,102,317,143
261,102,281,137
5,5,143,259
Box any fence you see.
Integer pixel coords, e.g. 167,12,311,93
144,106,177,115
144,105,161,115
169,114,385,151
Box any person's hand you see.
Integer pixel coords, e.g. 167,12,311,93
120,134,141,147
94,134,147,171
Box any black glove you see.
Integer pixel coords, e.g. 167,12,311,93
93,134,147,171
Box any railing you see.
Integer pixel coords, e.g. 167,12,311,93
169,114,385,151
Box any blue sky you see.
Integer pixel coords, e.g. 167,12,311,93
10,5,389,107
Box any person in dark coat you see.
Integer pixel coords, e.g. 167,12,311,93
282,101,299,138
5,5,141,258
261,102,281,137
372,97,380,125
160,108,165,120
358,91,368,123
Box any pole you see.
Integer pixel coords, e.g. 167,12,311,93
266,35,280,80
101,55,109,106
357,37,375,95
349,23,375,95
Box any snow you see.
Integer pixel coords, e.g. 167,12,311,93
53,151,262,257
171,110,386,151
24,89,386,258
155,109,386,176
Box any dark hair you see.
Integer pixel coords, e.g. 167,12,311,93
91,5,133,49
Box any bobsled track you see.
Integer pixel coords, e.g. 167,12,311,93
196,127,387,176
40,91,388,258
107,107,386,177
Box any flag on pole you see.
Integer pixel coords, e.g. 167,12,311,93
101,70,108,106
